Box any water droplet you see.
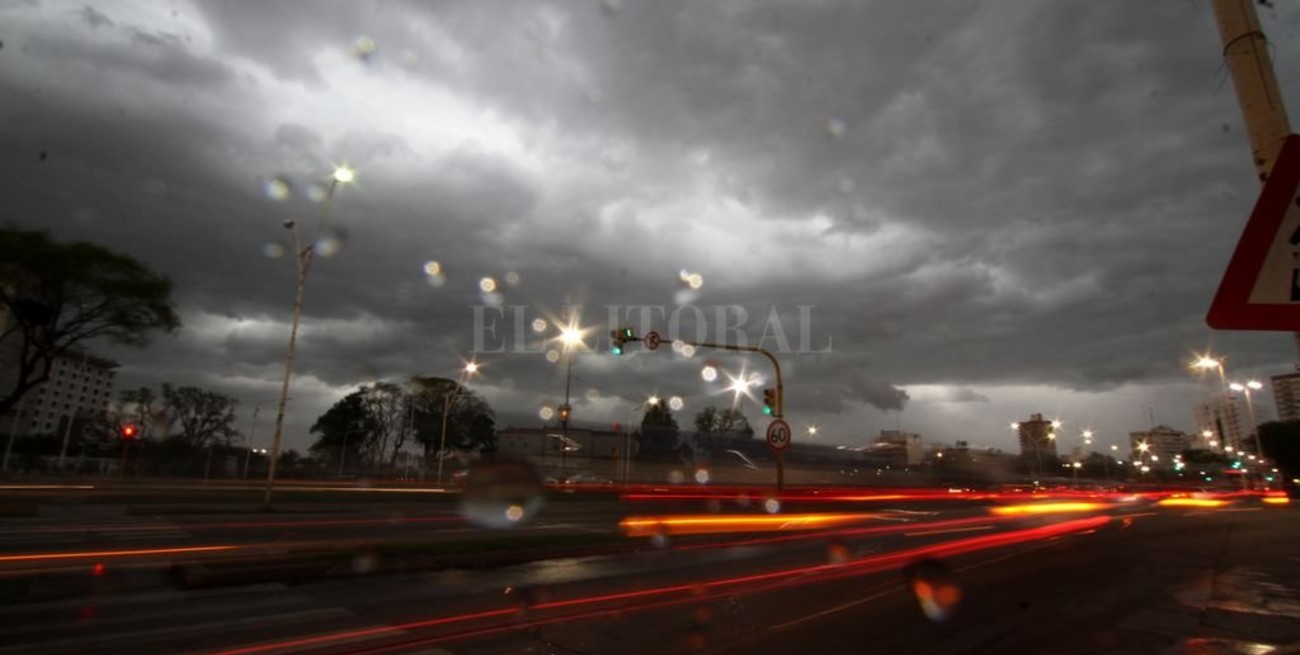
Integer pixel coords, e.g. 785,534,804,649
694,469,710,484
680,345,696,358
668,396,684,411
545,350,561,363
504,271,520,286
480,291,503,306
671,339,684,353
262,243,285,258
264,176,292,201
304,183,328,203
354,35,376,61
539,406,555,420
426,274,447,288
667,470,686,484
457,458,545,529
479,277,497,293
531,318,548,333
826,540,850,564
701,366,718,382
904,559,962,622
423,260,442,276
763,498,781,514
687,273,703,290
825,118,847,140
314,230,345,257
351,553,378,573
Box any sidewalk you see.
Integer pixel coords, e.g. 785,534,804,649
1116,508,1300,654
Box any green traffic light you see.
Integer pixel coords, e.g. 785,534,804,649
612,346,623,356
622,328,634,338
763,405,773,416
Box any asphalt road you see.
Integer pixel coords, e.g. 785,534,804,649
0,490,1293,655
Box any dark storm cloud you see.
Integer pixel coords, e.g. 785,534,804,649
5,1,1300,449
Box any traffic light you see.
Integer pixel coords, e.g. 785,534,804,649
122,425,137,440
558,404,571,423
762,388,779,416
610,327,637,355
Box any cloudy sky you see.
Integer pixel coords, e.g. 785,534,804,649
4,0,1300,454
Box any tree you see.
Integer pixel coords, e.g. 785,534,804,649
160,384,239,449
406,376,496,456
308,390,376,469
0,227,180,419
693,406,754,436
641,402,679,433
359,382,405,466
1260,420,1300,479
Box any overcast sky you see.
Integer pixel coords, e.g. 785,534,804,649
4,0,1300,454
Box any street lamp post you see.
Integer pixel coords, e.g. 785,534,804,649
436,361,478,485
558,327,583,474
263,166,352,510
244,398,282,478
1229,381,1264,457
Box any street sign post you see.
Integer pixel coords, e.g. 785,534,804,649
643,330,661,351
1208,134,1300,330
766,419,791,451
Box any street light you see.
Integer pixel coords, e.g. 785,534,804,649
244,398,283,478
556,323,585,472
1229,380,1264,457
436,360,480,485
807,425,818,437
263,165,353,509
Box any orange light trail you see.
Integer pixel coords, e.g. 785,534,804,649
1156,498,1230,508
988,502,1107,516
0,545,239,563
1262,496,1290,505
619,512,881,537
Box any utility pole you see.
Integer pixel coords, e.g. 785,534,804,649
1210,0,1299,363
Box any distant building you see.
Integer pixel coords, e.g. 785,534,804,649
1192,395,1246,452
1271,372,1300,423
9,349,117,438
1129,425,1196,464
1016,413,1058,460
875,430,922,466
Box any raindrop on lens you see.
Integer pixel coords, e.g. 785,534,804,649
531,318,548,333
545,350,560,363
681,345,696,358
825,118,847,140
504,271,520,285
539,406,555,420
314,231,344,257
480,291,503,307
694,469,710,484
305,183,328,202
668,396,684,411
904,559,962,622
667,470,685,484
264,176,291,201
354,35,376,61
479,277,497,293
701,366,718,382
763,498,781,514
457,459,545,530
426,274,447,288
423,260,442,276
262,243,285,258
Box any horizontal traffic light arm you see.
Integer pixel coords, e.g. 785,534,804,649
677,340,784,419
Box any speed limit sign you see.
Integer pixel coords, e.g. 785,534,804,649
766,419,791,451
644,330,661,351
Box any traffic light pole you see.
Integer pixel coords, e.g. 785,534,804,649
674,340,786,491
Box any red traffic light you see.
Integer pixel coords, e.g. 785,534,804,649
122,425,137,439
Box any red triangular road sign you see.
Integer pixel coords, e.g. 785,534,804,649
1207,134,1300,330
